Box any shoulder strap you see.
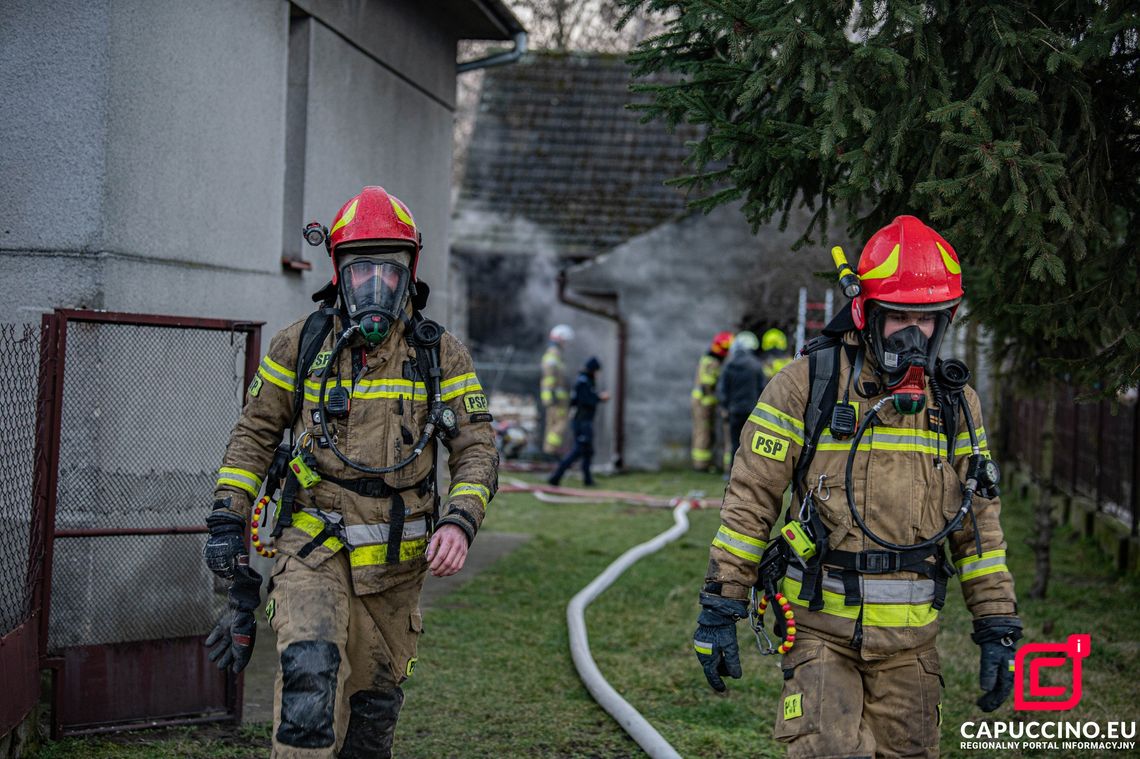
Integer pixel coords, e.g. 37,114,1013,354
292,308,338,427
791,338,843,498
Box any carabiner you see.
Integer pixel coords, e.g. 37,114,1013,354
814,474,831,502
748,587,776,655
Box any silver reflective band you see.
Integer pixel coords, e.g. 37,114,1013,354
342,517,429,546
785,565,936,604
711,525,766,563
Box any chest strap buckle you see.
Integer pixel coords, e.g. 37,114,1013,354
856,550,900,574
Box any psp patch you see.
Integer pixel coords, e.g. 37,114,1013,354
248,375,263,398
405,657,418,678
463,393,489,413
310,351,332,374
751,431,790,461
783,693,803,720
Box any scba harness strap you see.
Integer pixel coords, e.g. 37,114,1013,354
776,332,956,616
270,306,445,565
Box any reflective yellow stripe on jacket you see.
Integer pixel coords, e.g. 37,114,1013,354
782,565,939,628
449,482,490,508
441,373,483,401
291,511,428,566
258,356,296,392
216,467,263,498
748,402,805,447
954,426,990,457
955,549,1008,582
712,526,767,563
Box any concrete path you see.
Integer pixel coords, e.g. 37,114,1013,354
241,531,531,724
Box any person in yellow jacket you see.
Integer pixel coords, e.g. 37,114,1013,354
759,327,792,379
691,331,733,470
540,324,574,456
693,216,1020,758
203,187,498,759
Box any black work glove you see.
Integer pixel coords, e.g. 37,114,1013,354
693,592,748,692
971,616,1022,712
205,560,262,673
204,504,247,581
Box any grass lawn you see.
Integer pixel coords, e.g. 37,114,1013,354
27,467,1140,757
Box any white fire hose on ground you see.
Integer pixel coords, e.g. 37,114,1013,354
566,497,694,759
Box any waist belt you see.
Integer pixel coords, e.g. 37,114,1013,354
792,509,955,614
294,509,431,562
805,544,955,611
289,468,435,565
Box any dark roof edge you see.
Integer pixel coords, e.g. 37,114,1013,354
460,0,526,40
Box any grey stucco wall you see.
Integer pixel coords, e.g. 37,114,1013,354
1,0,460,339
567,203,835,471
0,0,489,644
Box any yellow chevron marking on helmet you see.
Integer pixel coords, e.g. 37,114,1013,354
936,242,961,275
330,199,358,236
390,198,415,230
860,243,900,281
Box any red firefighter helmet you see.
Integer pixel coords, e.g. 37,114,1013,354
850,215,964,329
710,331,734,358
326,187,422,285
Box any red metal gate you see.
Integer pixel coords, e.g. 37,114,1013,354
37,310,262,736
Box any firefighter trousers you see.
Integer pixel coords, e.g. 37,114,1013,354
543,402,569,455
690,397,718,470
774,633,944,758
267,552,425,759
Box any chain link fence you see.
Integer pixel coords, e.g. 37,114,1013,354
47,319,252,649
0,323,45,637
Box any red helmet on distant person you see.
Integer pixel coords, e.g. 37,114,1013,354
850,216,963,330
325,186,423,285
710,331,734,358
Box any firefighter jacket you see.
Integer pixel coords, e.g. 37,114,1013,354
691,353,723,408
705,332,1016,658
760,349,792,380
540,343,568,408
214,312,498,595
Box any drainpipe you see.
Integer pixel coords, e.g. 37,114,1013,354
557,270,626,470
458,31,527,74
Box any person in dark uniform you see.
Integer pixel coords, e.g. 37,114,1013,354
547,356,609,486
717,330,767,466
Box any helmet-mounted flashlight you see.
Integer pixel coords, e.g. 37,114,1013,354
303,222,329,247
831,246,862,299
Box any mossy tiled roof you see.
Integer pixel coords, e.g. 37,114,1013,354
453,53,701,259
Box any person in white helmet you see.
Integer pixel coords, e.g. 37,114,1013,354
540,324,574,457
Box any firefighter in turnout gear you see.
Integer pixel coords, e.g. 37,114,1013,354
691,331,733,470
693,216,1019,758
759,327,792,380
204,187,498,759
541,324,574,456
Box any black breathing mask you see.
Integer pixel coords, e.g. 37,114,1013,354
339,258,412,346
879,325,929,414
866,307,952,415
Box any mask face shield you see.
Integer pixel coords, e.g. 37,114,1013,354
337,251,412,344
867,304,954,414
